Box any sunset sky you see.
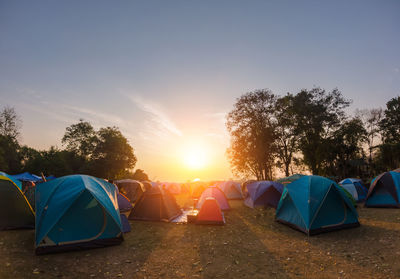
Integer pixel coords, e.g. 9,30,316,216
1,1,399,182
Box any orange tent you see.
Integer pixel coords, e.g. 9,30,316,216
196,197,225,225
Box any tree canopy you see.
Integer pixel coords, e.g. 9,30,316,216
227,88,397,181
0,111,146,180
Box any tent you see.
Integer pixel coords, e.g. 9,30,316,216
46,175,57,181
196,197,225,225
339,178,368,202
142,181,153,192
163,183,181,195
35,175,124,254
128,186,182,222
24,186,36,210
196,186,230,211
276,174,305,185
0,171,22,189
117,193,132,212
365,171,400,208
241,180,257,196
276,175,359,235
115,179,144,203
191,183,207,199
120,214,131,233
216,181,243,199
244,181,284,209
0,172,35,230
11,172,42,183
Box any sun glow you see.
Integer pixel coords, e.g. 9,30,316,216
182,142,208,170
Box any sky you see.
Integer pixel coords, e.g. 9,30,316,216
0,0,399,182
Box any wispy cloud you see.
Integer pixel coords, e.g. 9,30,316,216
61,104,126,127
127,95,182,137
18,102,77,124
204,112,227,124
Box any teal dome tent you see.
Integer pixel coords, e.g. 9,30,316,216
276,175,359,235
365,171,400,208
35,175,124,254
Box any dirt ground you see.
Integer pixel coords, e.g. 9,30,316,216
0,194,399,279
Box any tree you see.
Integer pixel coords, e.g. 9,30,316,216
226,89,277,180
62,119,96,158
274,94,299,176
356,108,383,162
131,169,149,181
0,135,21,173
21,145,88,177
323,117,367,178
116,169,150,181
23,147,76,176
19,145,40,170
90,126,137,179
0,107,22,173
0,106,21,139
291,88,351,175
61,120,137,178
380,96,400,143
376,96,400,170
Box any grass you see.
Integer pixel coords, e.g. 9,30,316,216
0,194,399,279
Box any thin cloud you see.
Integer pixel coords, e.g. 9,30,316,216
19,103,76,124
127,95,183,137
61,104,126,127
204,112,227,124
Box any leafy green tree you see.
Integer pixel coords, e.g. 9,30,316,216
380,96,400,143
0,135,21,173
291,88,351,175
131,169,149,181
226,89,277,180
376,96,400,170
90,126,137,179
356,108,383,163
22,146,88,177
62,119,96,158
0,106,21,140
274,94,299,176
0,107,22,173
23,147,73,176
19,145,40,171
323,117,367,178
115,168,150,180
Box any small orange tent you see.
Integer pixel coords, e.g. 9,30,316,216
196,197,225,225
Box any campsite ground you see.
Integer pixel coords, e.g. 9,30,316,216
0,195,399,279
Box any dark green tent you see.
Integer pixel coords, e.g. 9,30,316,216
0,173,35,230
128,186,182,222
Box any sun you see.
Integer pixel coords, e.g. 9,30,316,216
182,143,208,170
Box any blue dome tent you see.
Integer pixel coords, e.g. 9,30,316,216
244,181,284,209
276,175,359,235
35,175,124,254
11,172,42,183
339,178,368,202
215,181,243,199
117,193,132,212
365,171,400,208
